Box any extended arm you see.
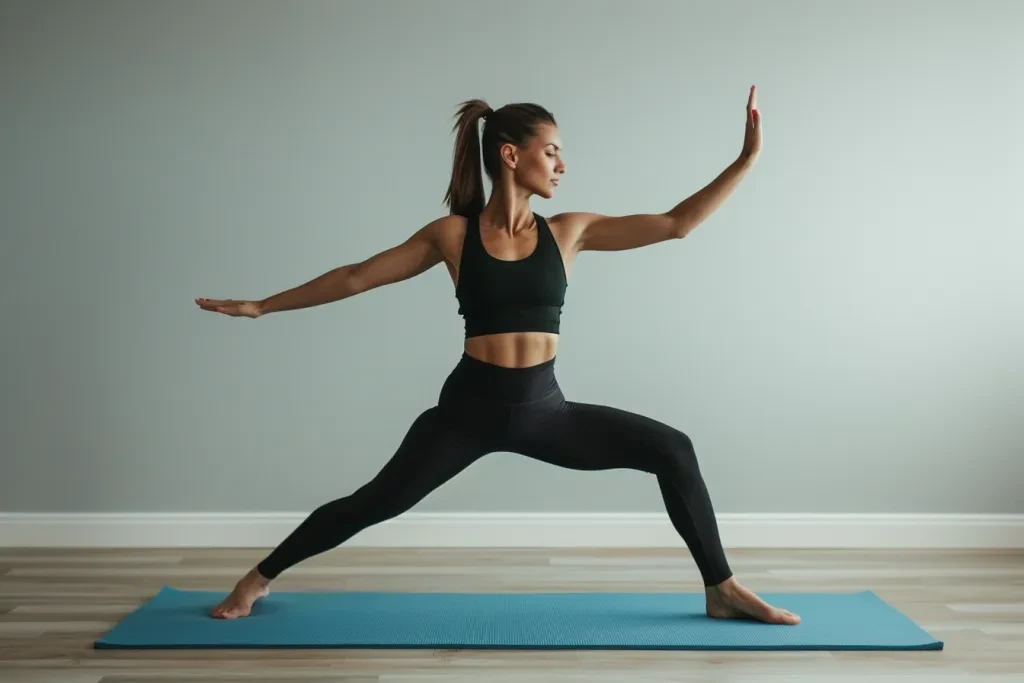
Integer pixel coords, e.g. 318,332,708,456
564,156,755,252
563,86,762,254
256,219,446,315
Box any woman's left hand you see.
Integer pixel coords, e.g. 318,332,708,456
740,85,761,162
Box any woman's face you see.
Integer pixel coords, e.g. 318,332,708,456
505,123,565,198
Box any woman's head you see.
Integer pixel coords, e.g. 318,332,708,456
444,99,565,217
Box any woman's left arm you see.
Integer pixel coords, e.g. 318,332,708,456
562,86,761,253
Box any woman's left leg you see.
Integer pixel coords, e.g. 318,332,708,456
508,395,800,624
509,396,731,586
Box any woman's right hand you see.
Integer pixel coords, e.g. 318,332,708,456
195,298,264,318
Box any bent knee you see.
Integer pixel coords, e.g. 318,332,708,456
661,430,700,479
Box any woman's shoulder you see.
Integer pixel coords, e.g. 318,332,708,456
416,214,470,260
425,214,468,240
412,214,466,241
545,212,592,250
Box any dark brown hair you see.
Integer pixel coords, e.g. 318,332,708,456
443,99,557,217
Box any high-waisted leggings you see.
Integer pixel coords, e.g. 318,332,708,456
256,353,733,587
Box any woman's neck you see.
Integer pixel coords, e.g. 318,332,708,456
480,184,534,236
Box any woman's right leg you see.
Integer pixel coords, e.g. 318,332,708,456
211,405,489,618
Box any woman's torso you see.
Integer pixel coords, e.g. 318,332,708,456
434,213,579,369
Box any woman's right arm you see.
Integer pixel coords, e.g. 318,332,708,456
196,217,451,318
259,217,449,315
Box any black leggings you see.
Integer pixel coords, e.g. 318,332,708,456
256,353,733,587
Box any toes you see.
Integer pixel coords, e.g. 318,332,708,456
211,601,234,619
776,609,800,624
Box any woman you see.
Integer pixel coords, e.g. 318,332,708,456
196,86,799,626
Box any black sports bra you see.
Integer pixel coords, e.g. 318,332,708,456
455,213,568,339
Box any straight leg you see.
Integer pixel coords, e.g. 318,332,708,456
256,406,488,579
211,406,489,618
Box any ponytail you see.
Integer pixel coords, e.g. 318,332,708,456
444,99,491,217
443,99,557,217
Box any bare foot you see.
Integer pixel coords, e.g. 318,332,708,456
210,568,271,619
705,577,800,625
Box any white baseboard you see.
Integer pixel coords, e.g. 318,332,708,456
0,513,1022,549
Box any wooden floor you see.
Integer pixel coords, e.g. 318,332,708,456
0,547,1022,682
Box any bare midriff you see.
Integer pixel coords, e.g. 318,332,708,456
463,332,559,368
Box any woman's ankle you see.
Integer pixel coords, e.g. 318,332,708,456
706,575,737,595
247,566,272,586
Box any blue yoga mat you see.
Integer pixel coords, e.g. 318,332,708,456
94,586,943,651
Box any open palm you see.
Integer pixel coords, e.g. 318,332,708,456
195,297,263,318
741,85,761,161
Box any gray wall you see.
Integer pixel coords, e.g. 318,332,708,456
2,0,1022,515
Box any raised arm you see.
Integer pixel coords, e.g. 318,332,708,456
195,217,448,318
563,86,761,254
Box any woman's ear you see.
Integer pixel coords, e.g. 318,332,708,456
499,142,518,170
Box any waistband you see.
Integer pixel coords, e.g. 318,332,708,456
446,352,559,404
